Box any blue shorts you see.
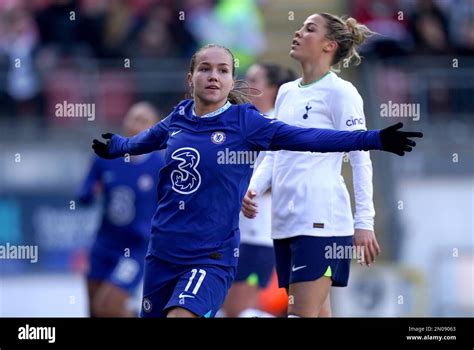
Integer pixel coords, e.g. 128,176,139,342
234,243,275,288
140,254,236,318
274,235,353,288
86,242,146,294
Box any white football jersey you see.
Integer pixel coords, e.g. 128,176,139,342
249,72,375,239
238,110,274,247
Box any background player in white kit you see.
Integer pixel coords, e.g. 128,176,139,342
242,13,382,317
221,63,296,317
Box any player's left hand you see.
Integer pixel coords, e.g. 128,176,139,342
379,122,423,156
353,229,381,267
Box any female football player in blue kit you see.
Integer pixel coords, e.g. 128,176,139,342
91,44,422,318
79,102,165,317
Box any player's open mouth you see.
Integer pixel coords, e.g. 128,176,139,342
291,39,300,48
206,86,219,90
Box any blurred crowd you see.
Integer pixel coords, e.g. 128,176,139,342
353,0,474,56
0,0,265,122
352,0,473,119
0,0,472,123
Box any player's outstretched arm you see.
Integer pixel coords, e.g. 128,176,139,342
269,122,423,156
92,120,170,159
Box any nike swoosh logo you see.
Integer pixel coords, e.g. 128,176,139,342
171,130,182,136
178,292,195,299
292,265,307,272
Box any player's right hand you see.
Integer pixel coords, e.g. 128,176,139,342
241,189,258,219
92,133,114,159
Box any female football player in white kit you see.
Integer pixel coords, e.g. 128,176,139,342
242,13,382,317
221,63,296,317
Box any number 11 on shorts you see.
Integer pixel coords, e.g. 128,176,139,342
180,269,206,298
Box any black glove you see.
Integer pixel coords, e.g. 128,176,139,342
379,122,423,156
92,133,114,159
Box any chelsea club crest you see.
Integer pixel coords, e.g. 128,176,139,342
211,131,226,144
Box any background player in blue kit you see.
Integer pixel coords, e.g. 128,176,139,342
91,44,422,318
78,102,165,317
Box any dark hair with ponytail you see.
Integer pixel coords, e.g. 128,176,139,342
188,44,259,105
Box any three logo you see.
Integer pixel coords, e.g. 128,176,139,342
171,147,201,195
168,131,227,195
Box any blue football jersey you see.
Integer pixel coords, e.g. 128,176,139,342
78,152,165,249
147,101,277,267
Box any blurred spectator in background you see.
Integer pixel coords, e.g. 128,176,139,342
35,0,81,55
448,0,474,55
78,0,107,57
408,0,453,55
353,0,473,118
134,1,198,58
0,6,42,119
0,0,471,123
351,0,414,58
185,0,266,73
100,0,134,58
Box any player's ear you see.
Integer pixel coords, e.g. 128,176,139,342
323,40,337,53
187,72,193,88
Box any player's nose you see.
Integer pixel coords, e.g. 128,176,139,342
208,70,219,81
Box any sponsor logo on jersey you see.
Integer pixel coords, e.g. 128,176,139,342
345,117,364,127
171,147,201,194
